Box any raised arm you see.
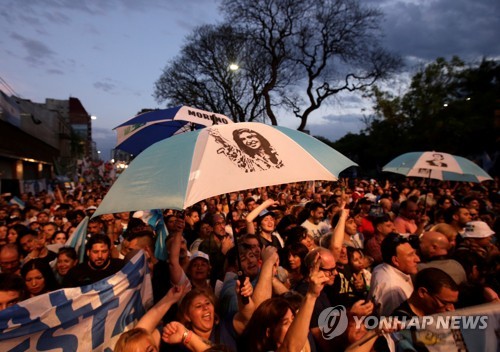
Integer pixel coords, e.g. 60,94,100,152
162,321,212,352
279,253,328,352
233,276,255,334
168,218,186,285
330,203,348,260
136,284,187,346
251,246,279,307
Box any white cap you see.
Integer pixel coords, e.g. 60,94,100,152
462,221,495,239
189,251,210,263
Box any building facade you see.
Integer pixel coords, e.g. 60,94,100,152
0,91,93,195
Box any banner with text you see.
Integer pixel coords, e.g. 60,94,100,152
0,252,153,351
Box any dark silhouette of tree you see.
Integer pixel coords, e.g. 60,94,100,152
154,0,400,129
331,56,500,176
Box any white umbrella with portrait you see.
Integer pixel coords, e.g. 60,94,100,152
94,122,357,216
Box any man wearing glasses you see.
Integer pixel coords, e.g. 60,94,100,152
386,268,460,351
368,232,420,317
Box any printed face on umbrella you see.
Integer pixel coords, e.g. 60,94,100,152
238,131,261,150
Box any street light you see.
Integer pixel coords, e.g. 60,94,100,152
91,115,97,120
229,63,239,71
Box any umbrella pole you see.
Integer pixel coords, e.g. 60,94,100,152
227,192,250,305
422,171,432,216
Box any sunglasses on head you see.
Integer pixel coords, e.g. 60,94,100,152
390,234,409,245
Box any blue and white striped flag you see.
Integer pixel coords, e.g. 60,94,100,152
0,251,153,351
65,216,89,263
9,196,25,210
149,209,169,261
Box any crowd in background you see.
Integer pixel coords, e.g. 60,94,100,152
0,176,499,351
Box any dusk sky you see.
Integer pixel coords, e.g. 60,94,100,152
1,0,499,160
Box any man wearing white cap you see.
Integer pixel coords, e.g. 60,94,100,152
455,221,498,258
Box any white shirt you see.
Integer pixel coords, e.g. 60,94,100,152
301,219,331,239
368,263,414,317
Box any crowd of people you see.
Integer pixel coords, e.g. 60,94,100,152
0,176,499,351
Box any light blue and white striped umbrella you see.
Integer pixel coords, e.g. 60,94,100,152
94,122,357,216
383,151,492,183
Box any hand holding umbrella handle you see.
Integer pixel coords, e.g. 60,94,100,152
237,271,250,305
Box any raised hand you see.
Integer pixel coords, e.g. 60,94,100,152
307,253,329,297
162,321,186,345
236,275,254,298
221,235,234,255
165,282,190,304
349,299,374,317
261,245,279,266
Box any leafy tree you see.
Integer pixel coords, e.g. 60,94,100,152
154,0,400,128
333,56,500,174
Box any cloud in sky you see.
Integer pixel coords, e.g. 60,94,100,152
378,0,500,61
10,33,55,67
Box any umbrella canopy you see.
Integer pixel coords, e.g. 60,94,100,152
115,105,232,155
94,122,357,216
382,151,492,183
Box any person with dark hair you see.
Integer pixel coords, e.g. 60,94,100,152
394,268,459,318
243,196,257,214
55,247,78,284
368,232,420,316
16,229,37,258
282,242,309,290
8,224,29,246
62,234,124,287
0,272,26,310
331,208,363,249
275,214,297,238
22,227,58,265
127,230,158,274
183,207,201,248
88,217,105,236
239,234,263,264
67,209,86,227
246,198,284,250
51,231,68,245
300,201,330,242
380,268,460,352
364,214,395,265
393,199,427,235
283,225,317,252
190,219,213,253
443,205,471,237
21,258,59,297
